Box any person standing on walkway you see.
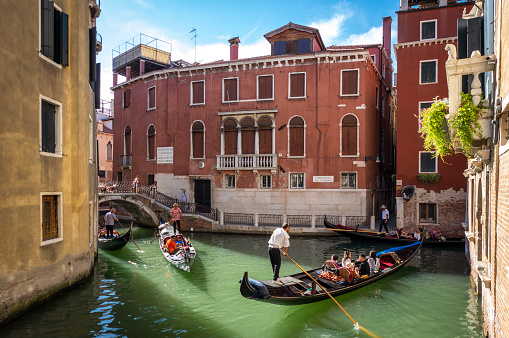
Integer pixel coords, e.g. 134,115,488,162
104,208,118,239
171,203,183,234
180,189,187,212
268,223,290,285
379,205,389,233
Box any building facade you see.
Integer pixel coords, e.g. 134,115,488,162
0,0,101,324
111,21,395,222
394,0,473,236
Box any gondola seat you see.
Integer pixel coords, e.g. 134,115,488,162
337,267,354,283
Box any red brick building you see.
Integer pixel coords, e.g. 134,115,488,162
111,21,395,221
394,0,473,236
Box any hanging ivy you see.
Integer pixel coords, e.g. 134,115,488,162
418,97,451,160
449,92,484,156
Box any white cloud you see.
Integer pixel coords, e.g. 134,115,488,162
131,0,153,9
342,26,382,45
309,11,353,46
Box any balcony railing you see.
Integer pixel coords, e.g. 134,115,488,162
216,154,277,171
119,154,132,167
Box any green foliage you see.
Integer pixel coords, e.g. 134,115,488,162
417,173,441,183
418,97,451,160
449,92,484,156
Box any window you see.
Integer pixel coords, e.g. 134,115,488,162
124,125,132,155
123,89,131,109
241,118,255,154
298,38,310,54
289,72,305,99
371,54,376,64
40,97,61,155
98,170,106,178
382,95,386,118
341,173,357,189
274,41,286,55
223,77,238,102
117,171,123,182
376,87,379,109
191,80,205,105
106,141,113,161
341,115,358,156
290,173,304,189
147,125,156,160
258,117,273,154
261,175,271,189
42,194,60,242
419,203,436,222
418,102,433,129
341,69,359,96
191,121,205,158
289,116,305,156
40,0,68,66
148,174,155,186
226,175,236,188
382,63,386,79
257,75,273,100
420,151,437,173
148,86,156,110
223,119,238,155
420,60,437,84
421,20,437,40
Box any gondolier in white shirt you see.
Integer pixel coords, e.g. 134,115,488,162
268,223,290,285
104,208,119,239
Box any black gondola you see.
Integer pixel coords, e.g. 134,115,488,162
98,225,133,250
324,216,465,247
240,241,421,305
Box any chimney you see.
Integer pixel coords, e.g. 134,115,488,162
439,0,447,6
229,37,241,61
126,66,131,81
383,17,392,58
400,0,408,11
140,60,145,76
113,73,118,86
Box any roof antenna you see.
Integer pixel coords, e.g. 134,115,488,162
190,28,197,64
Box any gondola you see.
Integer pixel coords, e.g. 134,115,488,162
324,216,465,246
158,223,196,272
240,241,422,305
98,225,133,250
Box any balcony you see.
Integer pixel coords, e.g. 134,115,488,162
119,154,132,168
216,154,277,171
89,0,101,19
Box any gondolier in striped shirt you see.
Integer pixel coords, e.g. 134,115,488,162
268,223,290,285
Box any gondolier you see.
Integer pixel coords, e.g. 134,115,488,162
379,205,389,233
104,208,119,239
268,223,290,285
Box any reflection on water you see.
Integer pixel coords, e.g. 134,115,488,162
2,229,483,337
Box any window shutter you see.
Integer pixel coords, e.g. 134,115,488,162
41,0,54,58
241,119,255,154
192,131,204,158
258,117,272,154
290,73,304,98
148,87,156,109
42,101,56,153
342,115,357,155
89,27,97,83
289,117,304,156
342,70,358,95
59,11,69,66
274,41,286,55
258,76,272,100
298,38,310,54
224,78,237,101
224,120,237,154
95,63,101,109
192,81,204,104
125,89,131,108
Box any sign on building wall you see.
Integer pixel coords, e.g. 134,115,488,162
157,147,173,164
313,176,334,183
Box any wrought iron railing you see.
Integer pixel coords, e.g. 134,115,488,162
217,154,277,170
345,216,370,229
119,154,132,167
259,214,283,227
287,215,313,227
224,213,255,226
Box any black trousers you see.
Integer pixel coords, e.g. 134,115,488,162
106,224,114,238
173,220,181,234
269,247,281,280
379,220,388,233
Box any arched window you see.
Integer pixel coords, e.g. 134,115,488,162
124,125,132,155
341,115,358,156
241,118,255,154
258,117,273,154
289,116,304,156
192,121,205,158
106,141,112,161
147,125,156,159
224,119,238,155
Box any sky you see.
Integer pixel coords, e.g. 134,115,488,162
97,0,401,102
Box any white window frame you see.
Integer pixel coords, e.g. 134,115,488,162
420,19,437,41
290,172,305,189
222,77,239,103
340,68,360,96
419,151,438,173
419,59,438,84
190,120,206,159
147,124,156,161
39,94,63,158
106,141,113,161
419,203,438,223
38,2,63,69
260,174,272,189
287,115,306,158
89,115,94,163
339,114,360,157
382,63,386,79
257,74,274,101
40,192,63,246
371,54,376,64
147,86,156,110
288,72,306,99
340,172,357,189
225,174,236,188
190,80,205,105
418,101,434,129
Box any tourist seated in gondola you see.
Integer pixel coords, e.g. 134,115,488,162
341,250,352,267
367,251,380,275
355,254,370,277
346,262,360,279
165,235,180,255
397,228,413,239
322,254,341,272
174,234,186,248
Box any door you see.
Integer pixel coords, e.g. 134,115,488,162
194,180,211,213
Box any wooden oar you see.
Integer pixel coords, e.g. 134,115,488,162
280,249,380,338
149,231,159,244
116,220,142,251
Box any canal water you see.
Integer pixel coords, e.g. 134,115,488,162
2,227,483,337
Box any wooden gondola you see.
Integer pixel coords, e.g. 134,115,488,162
240,241,422,305
324,216,465,247
98,225,133,250
158,223,196,272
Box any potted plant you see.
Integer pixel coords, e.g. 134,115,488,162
418,97,451,160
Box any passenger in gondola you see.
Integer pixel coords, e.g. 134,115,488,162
174,234,185,248
341,250,352,267
356,254,370,277
346,262,360,279
322,254,341,272
166,235,179,255
368,251,380,275
397,227,412,239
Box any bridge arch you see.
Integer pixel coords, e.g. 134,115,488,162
99,194,160,227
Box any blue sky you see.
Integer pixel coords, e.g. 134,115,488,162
97,0,400,100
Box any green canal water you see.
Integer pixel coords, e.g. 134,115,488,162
2,227,483,337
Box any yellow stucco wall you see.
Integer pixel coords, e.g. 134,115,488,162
0,0,98,323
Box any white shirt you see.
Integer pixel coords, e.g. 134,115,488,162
105,212,117,226
180,192,187,202
342,257,351,267
382,209,389,220
268,228,290,249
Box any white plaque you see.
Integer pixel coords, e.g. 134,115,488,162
396,180,402,186
313,176,334,183
157,147,173,164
